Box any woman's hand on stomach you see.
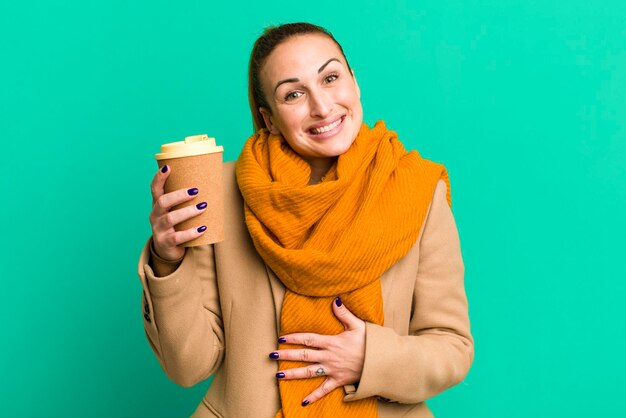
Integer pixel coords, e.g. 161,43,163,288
270,297,366,406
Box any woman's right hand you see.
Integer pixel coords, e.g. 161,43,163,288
149,165,207,261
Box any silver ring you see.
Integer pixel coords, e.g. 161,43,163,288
315,367,325,376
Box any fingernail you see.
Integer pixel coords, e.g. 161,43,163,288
187,188,199,195
197,225,207,233
335,297,342,307
276,372,285,379
269,352,279,360
161,165,168,173
302,400,310,407
278,337,286,344
196,202,207,210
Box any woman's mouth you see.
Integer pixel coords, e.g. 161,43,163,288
308,115,345,138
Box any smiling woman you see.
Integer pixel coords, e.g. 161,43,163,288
258,34,363,184
138,22,473,418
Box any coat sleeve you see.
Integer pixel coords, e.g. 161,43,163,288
344,179,474,404
137,236,225,388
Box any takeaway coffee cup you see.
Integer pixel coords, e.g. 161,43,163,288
155,134,224,247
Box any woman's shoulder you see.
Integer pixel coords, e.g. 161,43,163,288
223,160,241,202
224,160,237,175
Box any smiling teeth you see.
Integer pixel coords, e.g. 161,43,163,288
311,117,342,134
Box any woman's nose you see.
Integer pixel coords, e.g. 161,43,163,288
309,89,333,118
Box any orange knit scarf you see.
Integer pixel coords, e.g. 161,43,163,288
236,121,450,417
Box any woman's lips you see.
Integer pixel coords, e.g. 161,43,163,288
307,115,346,139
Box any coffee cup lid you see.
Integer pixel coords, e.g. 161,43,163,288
155,134,224,160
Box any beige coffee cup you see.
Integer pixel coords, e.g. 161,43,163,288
155,134,224,247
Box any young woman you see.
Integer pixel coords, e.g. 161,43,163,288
138,22,473,417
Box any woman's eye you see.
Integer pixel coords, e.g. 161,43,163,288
324,73,339,83
284,91,303,101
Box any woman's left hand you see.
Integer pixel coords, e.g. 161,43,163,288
270,297,366,406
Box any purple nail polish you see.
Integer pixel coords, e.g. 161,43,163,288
187,188,199,195
197,225,207,233
161,165,168,173
276,372,285,379
278,337,286,344
302,400,310,407
335,297,343,307
196,202,207,210
269,352,279,360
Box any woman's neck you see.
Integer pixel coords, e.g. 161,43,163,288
307,157,337,185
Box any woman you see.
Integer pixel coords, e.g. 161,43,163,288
138,22,473,417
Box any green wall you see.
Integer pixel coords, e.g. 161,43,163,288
1,1,624,417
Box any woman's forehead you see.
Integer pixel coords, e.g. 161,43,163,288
262,34,345,80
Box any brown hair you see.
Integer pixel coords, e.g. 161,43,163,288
248,22,352,132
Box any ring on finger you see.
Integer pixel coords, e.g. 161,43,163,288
315,366,326,376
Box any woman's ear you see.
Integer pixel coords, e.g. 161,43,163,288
351,70,361,99
259,107,280,134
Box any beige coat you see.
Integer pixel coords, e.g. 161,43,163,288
137,161,474,418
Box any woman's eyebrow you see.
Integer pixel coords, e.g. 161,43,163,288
273,58,341,93
274,78,299,93
318,58,340,73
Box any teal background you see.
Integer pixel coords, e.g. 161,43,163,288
1,1,625,417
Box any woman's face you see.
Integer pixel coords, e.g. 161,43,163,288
259,34,363,167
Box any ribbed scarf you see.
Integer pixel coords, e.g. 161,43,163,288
236,121,450,417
